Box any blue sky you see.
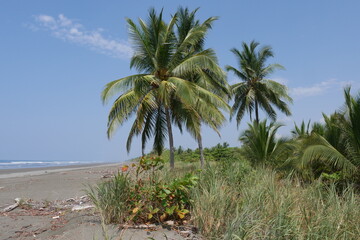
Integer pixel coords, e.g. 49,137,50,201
1,0,360,162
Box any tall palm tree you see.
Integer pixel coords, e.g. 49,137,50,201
173,7,230,168
101,9,227,169
226,41,292,125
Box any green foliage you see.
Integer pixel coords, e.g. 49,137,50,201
86,172,131,224
284,87,360,180
177,145,184,154
101,8,229,169
89,154,360,239
191,164,360,240
158,142,242,163
239,120,286,165
226,40,292,125
226,169,360,240
191,165,240,239
291,120,311,138
88,156,198,224
154,173,198,220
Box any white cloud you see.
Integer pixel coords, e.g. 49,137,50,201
37,15,55,23
32,14,133,59
291,79,350,98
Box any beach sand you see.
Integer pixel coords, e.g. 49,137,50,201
0,163,188,240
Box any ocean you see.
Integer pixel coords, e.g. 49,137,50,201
0,160,95,170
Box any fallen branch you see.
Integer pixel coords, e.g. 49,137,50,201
2,198,22,212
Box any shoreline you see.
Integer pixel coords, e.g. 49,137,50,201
0,162,126,207
0,162,121,179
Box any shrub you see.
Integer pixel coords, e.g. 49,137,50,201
87,156,198,224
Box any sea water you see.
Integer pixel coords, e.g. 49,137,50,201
0,160,92,170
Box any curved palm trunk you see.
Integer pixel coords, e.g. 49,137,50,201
198,135,205,168
165,108,175,169
255,100,259,124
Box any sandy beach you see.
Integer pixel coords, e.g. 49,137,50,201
0,163,188,240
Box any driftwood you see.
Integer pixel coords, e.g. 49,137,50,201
71,204,95,211
120,224,157,229
101,173,114,178
2,198,22,212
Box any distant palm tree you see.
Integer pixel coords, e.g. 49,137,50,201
291,120,311,138
101,9,227,168
226,41,292,125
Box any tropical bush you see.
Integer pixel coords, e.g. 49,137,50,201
283,87,360,181
88,156,198,224
239,120,287,166
158,142,242,164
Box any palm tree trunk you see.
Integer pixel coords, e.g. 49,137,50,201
165,108,175,169
198,135,205,168
255,100,259,124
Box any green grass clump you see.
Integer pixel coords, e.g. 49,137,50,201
191,163,360,240
87,173,131,224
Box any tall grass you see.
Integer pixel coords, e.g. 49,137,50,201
87,160,360,239
191,163,360,240
86,172,130,224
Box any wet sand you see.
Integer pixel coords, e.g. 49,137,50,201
0,163,121,207
0,163,187,240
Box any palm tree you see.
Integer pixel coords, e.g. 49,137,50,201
101,9,227,169
239,120,286,165
226,41,292,126
291,120,311,138
172,7,230,168
284,87,359,178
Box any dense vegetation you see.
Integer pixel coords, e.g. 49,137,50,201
92,6,360,240
157,142,242,163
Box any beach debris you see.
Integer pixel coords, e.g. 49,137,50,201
2,198,22,212
14,228,47,238
0,186,4,190
80,195,89,201
121,223,157,229
101,173,114,178
165,220,175,226
180,230,192,235
65,198,76,202
52,215,60,219
71,204,95,211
